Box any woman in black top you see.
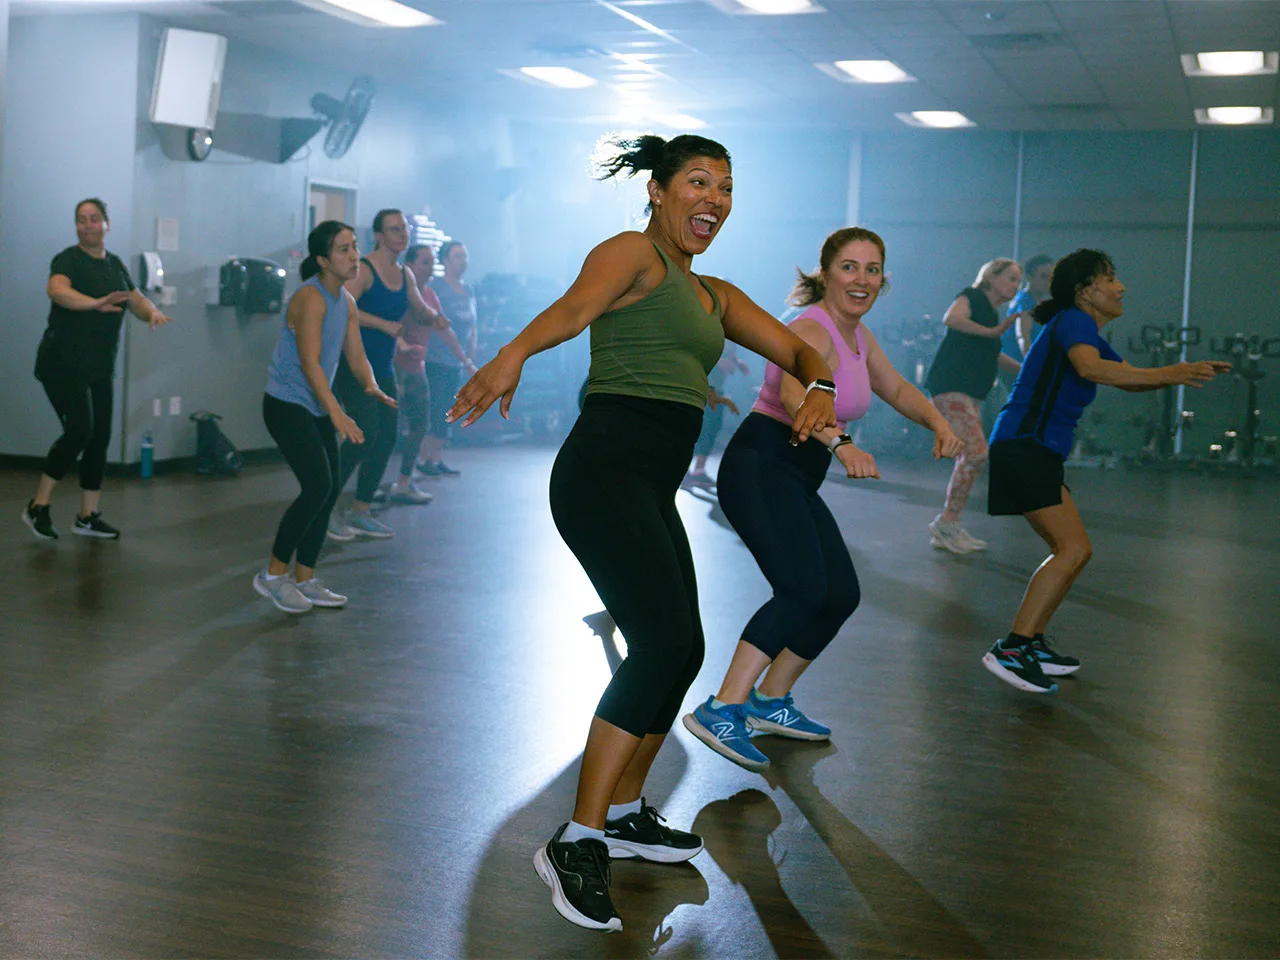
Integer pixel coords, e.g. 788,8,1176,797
923,258,1022,555
22,198,173,541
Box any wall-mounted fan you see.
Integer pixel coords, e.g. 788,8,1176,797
310,76,376,159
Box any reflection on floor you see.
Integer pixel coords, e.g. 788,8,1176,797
2,448,1277,957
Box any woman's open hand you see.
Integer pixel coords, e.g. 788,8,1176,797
95,291,131,313
334,411,364,444
448,348,524,426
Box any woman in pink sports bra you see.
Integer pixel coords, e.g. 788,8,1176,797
683,227,964,772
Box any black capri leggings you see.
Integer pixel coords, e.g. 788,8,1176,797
550,393,705,738
396,367,430,478
263,394,341,569
424,362,460,440
40,368,113,491
716,413,860,662
333,357,399,503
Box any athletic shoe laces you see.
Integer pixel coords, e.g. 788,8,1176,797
564,838,611,892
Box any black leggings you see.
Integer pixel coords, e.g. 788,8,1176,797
550,393,705,738
333,357,399,503
40,369,113,491
263,393,340,569
716,413,861,662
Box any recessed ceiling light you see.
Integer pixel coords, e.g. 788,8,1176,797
652,112,708,130
518,66,597,89
897,110,975,129
706,0,823,15
823,60,914,84
1180,51,1278,76
1195,106,1273,125
300,0,439,28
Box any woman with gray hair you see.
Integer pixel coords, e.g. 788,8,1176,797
924,258,1024,554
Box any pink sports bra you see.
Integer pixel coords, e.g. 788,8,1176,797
751,305,872,429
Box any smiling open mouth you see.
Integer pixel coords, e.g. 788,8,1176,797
690,213,718,240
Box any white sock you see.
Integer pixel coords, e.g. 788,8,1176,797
262,569,286,581
607,800,641,820
561,820,606,844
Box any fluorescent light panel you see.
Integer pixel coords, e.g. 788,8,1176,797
706,0,823,15
301,0,439,28
1195,106,1273,125
830,59,914,83
897,110,974,128
1180,50,1278,76
519,66,597,89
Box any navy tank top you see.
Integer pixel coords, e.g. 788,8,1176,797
356,257,408,376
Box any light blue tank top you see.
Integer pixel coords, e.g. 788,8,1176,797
265,277,349,417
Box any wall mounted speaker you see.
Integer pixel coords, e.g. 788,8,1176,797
149,28,227,130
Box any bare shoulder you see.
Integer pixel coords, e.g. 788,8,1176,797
790,316,835,352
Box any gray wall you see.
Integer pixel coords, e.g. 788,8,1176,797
1,13,141,459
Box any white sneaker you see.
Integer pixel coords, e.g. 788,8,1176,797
326,514,357,541
295,578,347,608
388,483,434,505
928,516,974,555
253,570,313,614
954,528,988,551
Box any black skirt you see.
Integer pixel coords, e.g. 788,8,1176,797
988,438,1067,516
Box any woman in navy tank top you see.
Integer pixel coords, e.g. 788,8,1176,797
684,227,963,772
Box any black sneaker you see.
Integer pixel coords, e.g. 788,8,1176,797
533,824,622,932
605,799,703,863
1028,636,1081,676
436,461,461,477
415,460,442,477
73,511,120,540
22,501,58,540
981,640,1058,694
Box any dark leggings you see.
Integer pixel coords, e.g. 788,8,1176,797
263,394,340,569
716,413,861,662
396,367,430,477
40,369,113,491
333,357,399,503
550,394,705,738
424,362,459,439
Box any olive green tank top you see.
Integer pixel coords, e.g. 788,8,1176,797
587,242,726,410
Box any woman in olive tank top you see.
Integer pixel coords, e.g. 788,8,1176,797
448,134,837,933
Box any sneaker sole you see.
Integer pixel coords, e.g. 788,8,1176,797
72,526,119,539
1039,661,1081,677
532,847,622,932
746,717,830,741
606,837,704,863
253,577,313,615
681,713,769,773
351,528,394,539
326,530,357,542
388,496,434,505
301,594,347,609
929,531,972,555
20,509,57,541
982,652,1057,693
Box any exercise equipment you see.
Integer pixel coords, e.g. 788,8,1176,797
1207,334,1280,467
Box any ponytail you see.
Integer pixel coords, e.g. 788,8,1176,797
300,255,321,281
1032,248,1115,325
595,132,731,188
789,269,825,307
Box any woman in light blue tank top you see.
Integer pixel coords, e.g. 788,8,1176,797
255,221,395,615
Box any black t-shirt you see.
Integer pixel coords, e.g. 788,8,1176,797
41,246,136,381
924,287,1003,400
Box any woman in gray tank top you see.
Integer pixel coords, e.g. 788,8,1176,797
254,221,395,614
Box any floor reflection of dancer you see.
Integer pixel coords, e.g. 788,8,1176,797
684,228,962,771
24,198,173,541
983,249,1229,693
447,133,835,933
255,221,393,613
924,258,1023,555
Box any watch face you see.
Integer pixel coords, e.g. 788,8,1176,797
187,127,213,162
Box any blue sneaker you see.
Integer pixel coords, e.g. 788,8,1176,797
345,511,394,539
744,689,831,741
682,698,770,772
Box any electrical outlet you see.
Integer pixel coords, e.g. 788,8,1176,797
153,398,162,417
169,396,181,416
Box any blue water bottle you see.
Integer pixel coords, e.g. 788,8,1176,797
141,430,154,480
